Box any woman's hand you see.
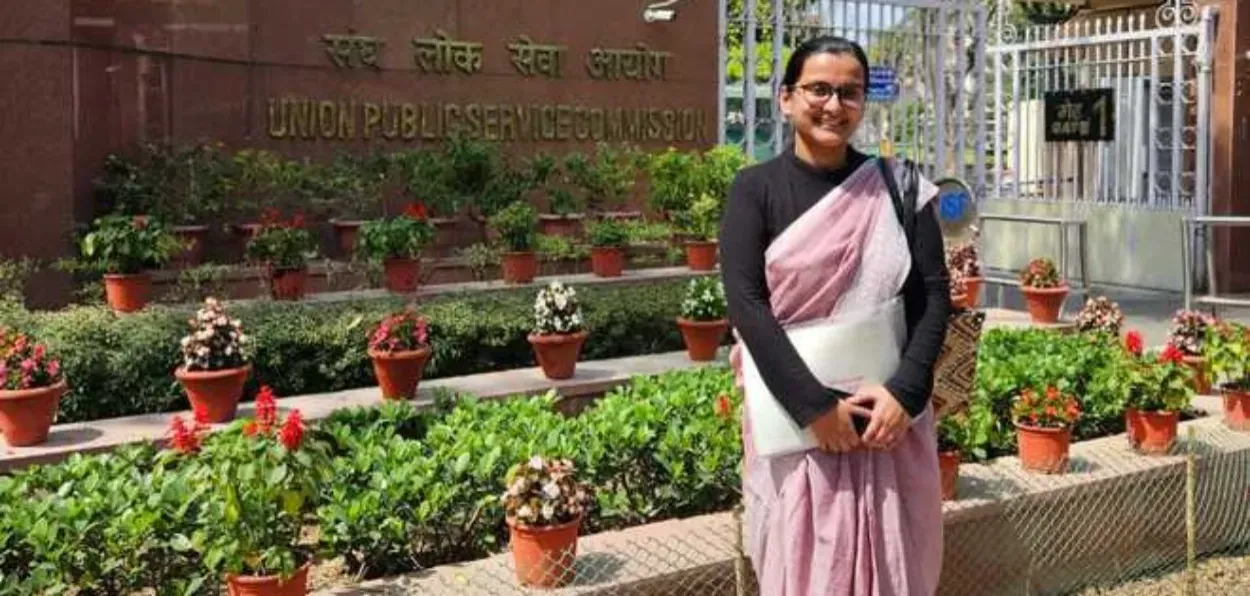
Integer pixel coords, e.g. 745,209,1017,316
809,399,873,453
847,385,912,449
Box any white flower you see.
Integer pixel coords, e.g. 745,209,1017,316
517,505,534,520
196,346,210,357
528,455,545,470
542,481,561,500
541,503,555,520
179,337,191,347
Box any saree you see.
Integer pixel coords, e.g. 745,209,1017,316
729,158,943,596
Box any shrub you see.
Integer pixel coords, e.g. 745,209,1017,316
245,211,317,269
1019,257,1061,288
489,201,538,253
356,212,435,260
0,279,693,423
587,219,629,248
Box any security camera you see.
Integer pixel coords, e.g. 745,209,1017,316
644,8,677,22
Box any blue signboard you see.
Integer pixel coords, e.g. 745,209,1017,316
867,66,899,103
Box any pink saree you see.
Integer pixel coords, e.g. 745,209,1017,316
730,159,943,596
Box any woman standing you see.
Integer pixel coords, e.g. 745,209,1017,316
721,36,951,595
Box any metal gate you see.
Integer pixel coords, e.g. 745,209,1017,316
984,0,1216,214
718,0,988,189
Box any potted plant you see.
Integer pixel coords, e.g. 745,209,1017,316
1205,321,1250,430
1018,257,1067,323
246,210,318,301
490,201,540,284
586,219,629,278
1074,295,1125,337
1119,330,1194,454
1012,386,1081,474
356,204,436,294
646,147,698,223
944,227,983,307
161,141,231,267
79,214,182,313
184,391,328,595
528,281,587,380
174,298,252,423
677,277,729,361
226,149,293,239
563,143,641,221
367,309,433,400
500,455,593,588
936,414,965,501
677,194,722,271
533,152,583,237
1169,309,1217,395
0,328,66,446
949,269,971,311
309,153,385,258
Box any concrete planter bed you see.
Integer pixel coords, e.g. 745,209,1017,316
321,397,1249,596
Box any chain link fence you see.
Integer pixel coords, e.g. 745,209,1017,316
319,415,1249,595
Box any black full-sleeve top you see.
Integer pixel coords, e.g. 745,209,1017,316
719,146,952,429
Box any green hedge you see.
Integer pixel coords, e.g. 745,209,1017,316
0,366,741,593
0,278,707,424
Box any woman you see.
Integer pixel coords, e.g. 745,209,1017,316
721,36,951,595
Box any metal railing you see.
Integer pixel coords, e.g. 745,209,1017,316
976,213,1090,315
1181,215,1250,311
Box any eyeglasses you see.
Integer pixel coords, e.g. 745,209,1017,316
791,82,865,108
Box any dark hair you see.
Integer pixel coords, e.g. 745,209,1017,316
780,36,870,89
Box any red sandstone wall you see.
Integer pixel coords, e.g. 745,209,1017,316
0,0,718,304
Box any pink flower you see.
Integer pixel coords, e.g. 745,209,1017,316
46,360,60,378
20,359,34,372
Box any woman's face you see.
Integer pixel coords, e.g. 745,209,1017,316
781,52,866,151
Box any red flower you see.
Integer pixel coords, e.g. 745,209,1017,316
254,385,278,432
290,211,306,229
242,421,259,437
132,216,149,230
169,415,202,454
404,202,428,221
259,208,283,227
1124,330,1144,356
278,410,304,450
192,404,211,427
714,394,733,420
1160,344,1186,364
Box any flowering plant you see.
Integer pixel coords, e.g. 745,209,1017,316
179,298,251,371
1012,386,1081,429
533,281,583,335
0,328,63,391
1139,344,1196,412
944,228,981,278
79,214,182,274
356,206,435,260
1205,321,1250,389
368,309,431,354
949,268,968,298
180,386,329,579
680,277,727,321
1019,257,1062,288
500,456,593,528
1074,296,1125,336
245,210,318,269
1168,309,1216,357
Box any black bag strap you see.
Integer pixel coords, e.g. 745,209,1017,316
876,156,919,245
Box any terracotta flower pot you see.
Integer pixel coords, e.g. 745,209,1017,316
528,331,589,380
225,562,310,596
0,380,67,447
269,266,307,301
938,450,960,501
950,292,972,311
502,252,538,284
599,210,642,222
1222,387,1250,431
1015,422,1071,474
538,214,584,238
508,515,582,588
676,317,728,362
590,246,625,278
685,241,718,271
175,365,251,423
331,219,364,258
1126,409,1179,455
382,257,420,294
103,273,153,313
963,276,984,307
368,347,432,400
1021,284,1068,324
1183,356,1211,395
173,225,210,267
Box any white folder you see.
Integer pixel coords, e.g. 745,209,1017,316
738,297,906,458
